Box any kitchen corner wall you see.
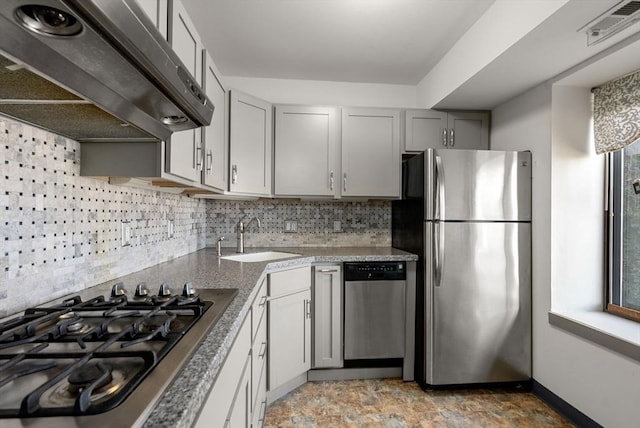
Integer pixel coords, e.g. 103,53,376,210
1,116,391,316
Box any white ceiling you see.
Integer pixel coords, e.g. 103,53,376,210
183,0,640,109
183,0,495,85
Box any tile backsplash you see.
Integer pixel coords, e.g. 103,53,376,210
208,199,391,248
1,116,391,315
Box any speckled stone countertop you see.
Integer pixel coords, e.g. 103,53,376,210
83,246,416,428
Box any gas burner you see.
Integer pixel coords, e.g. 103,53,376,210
58,312,90,335
42,361,136,407
68,362,113,390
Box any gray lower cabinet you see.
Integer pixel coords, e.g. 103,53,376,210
267,267,312,400
195,277,268,428
403,109,490,152
312,265,343,369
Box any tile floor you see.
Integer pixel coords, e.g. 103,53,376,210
264,378,574,427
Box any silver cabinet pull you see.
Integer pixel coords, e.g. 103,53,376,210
305,299,311,319
450,128,455,147
343,173,347,192
442,128,447,146
329,170,334,191
258,341,267,358
316,268,338,273
259,294,267,307
231,164,238,184
195,145,203,170
206,150,213,173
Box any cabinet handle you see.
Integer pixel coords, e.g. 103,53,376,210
195,145,203,170
316,268,338,273
206,150,213,173
259,294,267,307
343,173,347,192
450,128,455,147
305,299,311,319
258,341,267,359
231,164,238,184
329,170,334,191
442,128,448,147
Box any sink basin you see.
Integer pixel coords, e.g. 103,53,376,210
220,251,301,262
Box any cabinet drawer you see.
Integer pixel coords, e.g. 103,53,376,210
268,266,311,298
251,363,267,428
252,277,267,341
194,316,251,428
251,312,267,410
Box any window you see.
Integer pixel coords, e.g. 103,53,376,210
607,141,640,321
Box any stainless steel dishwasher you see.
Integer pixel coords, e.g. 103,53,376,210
343,262,406,362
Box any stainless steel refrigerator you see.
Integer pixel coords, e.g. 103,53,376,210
392,148,532,387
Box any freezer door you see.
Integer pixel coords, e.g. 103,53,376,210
424,221,531,385
425,149,531,222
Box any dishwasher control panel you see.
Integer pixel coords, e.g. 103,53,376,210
343,262,406,281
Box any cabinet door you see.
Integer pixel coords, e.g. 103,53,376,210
403,109,447,152
274,105,337,197
312,265,342,368
229,91,273,196
268,289,311,391
135,0,168,39
165,0,203,182
202,51,227,191
227,356,251,428
341,108,400,198
446,112,489,150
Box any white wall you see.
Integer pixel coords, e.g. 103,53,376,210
492,83,640,427
550,86,604,311
223,76,417,108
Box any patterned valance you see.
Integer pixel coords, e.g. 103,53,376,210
593,70,640,154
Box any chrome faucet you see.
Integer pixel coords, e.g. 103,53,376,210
236,217,261,253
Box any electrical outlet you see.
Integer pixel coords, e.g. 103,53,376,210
167,219,174,238
333,220,341,233
284,220,297,233
121,221,131,247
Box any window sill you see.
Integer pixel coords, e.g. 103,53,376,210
548,310,640,362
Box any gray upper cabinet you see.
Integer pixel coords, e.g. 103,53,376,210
229,90,273,196
165,0,203,183
403,109,447,152
201,51,227,192
403,109,489,152
446,112,490,150
135,0,168,39
341,107,401,198
274,105,337,197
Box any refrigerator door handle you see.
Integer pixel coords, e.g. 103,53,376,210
434,153,445,221
434,222,445,287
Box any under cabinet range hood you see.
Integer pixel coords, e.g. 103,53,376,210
0,0,213,142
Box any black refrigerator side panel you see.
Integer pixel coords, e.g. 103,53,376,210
392,153,425,382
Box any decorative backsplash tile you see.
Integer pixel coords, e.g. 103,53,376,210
1,117,209,316
207,199,391,248
1,116,391,316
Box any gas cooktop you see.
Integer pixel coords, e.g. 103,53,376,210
0,283,238,428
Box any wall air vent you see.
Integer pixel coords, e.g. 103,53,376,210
580,0,640,46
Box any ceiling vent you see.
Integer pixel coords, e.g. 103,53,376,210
580,0,640,46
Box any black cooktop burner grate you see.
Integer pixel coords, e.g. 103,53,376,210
0,288,213,418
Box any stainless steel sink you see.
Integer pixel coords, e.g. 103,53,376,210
220,251,301,262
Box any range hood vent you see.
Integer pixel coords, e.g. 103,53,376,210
0,0,213,142
581,0,640,46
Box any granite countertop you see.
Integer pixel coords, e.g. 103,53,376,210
66,247,418,428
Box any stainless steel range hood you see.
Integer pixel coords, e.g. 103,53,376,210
0,0,213,142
